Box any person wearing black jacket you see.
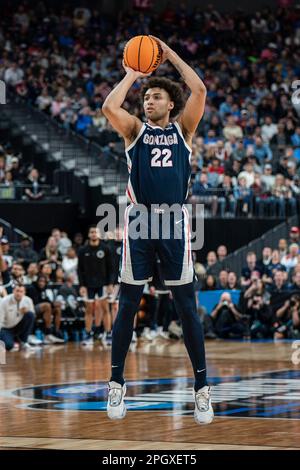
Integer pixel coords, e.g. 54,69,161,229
27,275,64,344
78,226,113,345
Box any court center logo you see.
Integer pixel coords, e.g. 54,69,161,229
10,370,300,419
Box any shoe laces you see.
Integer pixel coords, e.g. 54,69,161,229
195,387,210,412
109,387,122,406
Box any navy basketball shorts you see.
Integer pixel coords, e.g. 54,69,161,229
87,287,107,300
119,204,194,286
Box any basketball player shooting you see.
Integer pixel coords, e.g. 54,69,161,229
102,36,213,425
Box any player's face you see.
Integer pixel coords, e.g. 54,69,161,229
143,88,174,121
89,227,100,241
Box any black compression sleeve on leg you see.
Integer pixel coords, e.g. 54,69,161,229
170,282,208,392
110,282,144,385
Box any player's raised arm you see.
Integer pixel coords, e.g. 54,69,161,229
102,62,150,142
150,36,206,142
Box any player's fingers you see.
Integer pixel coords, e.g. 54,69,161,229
149,34,161,43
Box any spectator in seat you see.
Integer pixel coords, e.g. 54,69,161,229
252,172,269,216
59,99,77,130
39,263,53,283
10,262,26,287
27,275,64,344
223,115,243,140
73,232,84,253
51,94,66,118
207,156,224,187
202,274,217,291
24,168,44,201
264,249,286,282
10,157,23,182
1,238,14,268
291,126,300,161
238,162,255,188
270,122,289,150
62,247,79,284
23,262,39,285
231,140,246,162
39,236,62,278
0,285,35,351
206,292,247,339
54,267,65,286
217,270,228,289
268,270,289,316
217,245,228,264
75,106,93,135
191,172,218,216
217,174,236,217
288,226,300,245
278,238,288,259
13,235,38,268
36,87,53,113
234,176,253,216
55,230,72,257
261,163,275,192
258,246,273,274
4,62,24,87
241,252,263,287
274,294,300,339
281,243,299,273
205,251,222,277
270,174,297,217
227,271,239,290
253,136,272,164
261,115,278,144
275,150,295,178
246,291,273,339
289,271,300,292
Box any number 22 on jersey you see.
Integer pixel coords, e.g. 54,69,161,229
150,148,173,167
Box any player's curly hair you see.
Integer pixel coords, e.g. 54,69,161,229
141,77,185,119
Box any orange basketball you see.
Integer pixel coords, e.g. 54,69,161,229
123,35,162,73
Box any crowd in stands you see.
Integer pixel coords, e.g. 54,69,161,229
199,225,300,340
1,1,300,215
0,141,49,200
1,222,300,352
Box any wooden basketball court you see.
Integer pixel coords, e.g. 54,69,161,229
0,339,299,450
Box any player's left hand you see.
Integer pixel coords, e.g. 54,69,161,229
122,59,152,78
149,36,171,63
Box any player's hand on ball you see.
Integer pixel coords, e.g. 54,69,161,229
149,36,171,63
122,60,152,79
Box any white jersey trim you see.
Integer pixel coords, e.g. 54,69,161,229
173,121,193,154
125,123,146,152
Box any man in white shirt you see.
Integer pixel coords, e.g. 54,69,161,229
4,62,24,87
261,163,275,191
0,285,35,350
237,162,255,188
261,116,278,144
281,244,299,272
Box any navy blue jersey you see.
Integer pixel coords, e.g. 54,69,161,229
125,121,191,206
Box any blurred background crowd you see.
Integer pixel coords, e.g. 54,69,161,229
0,0,300,215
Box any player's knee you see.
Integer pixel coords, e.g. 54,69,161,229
171,284,197,317
119,297,140,316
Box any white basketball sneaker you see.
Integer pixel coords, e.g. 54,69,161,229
193,385,214,425
107,381,127,420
